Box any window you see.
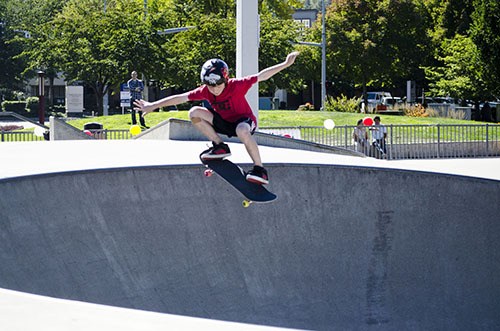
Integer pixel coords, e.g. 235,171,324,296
294,19,311,28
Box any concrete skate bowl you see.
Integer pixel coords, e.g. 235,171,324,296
0,164,499,330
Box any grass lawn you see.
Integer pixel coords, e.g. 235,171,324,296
66,110,478,130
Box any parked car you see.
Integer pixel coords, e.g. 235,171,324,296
381,96,405,110
416,96,436,106
433,96,456,104
366,91,392,113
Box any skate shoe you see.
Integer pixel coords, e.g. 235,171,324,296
246,166,269,185
200,142,231,160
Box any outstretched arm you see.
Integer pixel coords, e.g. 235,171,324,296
257,51,299,82
134,92,190,116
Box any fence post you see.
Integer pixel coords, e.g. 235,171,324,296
389,125,393,160
437,124,441,158
486,124,489,155
344,125,348,149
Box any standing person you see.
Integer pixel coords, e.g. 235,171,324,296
128,71,147,128
481,102,492,122
370,116,387,158
352,119,368,154
134,51,300,185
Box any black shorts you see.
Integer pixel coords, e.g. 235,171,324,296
211,110,256,138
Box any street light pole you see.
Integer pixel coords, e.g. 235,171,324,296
321,0,326,110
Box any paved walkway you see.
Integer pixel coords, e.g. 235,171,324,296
1,139,499,181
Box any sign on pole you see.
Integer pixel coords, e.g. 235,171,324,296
120,83,130,114
65,85,84,115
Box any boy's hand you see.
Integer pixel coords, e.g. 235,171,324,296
134,99,155,117
285,51,300,66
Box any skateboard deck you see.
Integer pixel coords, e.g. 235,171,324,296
201,159,277,207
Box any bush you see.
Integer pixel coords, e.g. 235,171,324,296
404,104,429,117
297,102,315,111
1,98,44,117
26,97,39,113
324,95,361,113
2,101,27,114
47,105,67,118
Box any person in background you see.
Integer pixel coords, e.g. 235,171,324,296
352,119,368,154
370,116,387,158
481,102,493,122
128,71,147,128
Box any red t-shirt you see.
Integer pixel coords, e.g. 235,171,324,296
188,75,258,124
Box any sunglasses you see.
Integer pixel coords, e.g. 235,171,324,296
207,81,225,87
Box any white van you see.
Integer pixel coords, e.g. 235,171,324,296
366,91,392,113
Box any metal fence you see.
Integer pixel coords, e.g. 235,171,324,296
0,130,45,142
261,124,500,159
0,129,132,142
84,129,132,140
2,124,500,160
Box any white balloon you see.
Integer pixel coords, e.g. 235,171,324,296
323,119,335,130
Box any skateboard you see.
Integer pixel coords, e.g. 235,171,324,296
201,158,277,207
372,140,387,158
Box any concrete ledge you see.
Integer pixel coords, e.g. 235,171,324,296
49,116,92,141
138,118,363,157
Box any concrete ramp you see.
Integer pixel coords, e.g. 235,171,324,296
0,164,499,330
137,118,362,157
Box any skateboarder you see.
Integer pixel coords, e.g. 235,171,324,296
134,51,300,185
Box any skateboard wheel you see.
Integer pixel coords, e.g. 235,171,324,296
242,200,251,208
204,169,213,177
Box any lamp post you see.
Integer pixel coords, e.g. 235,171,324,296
37,70,45,125
295,0,327,110
320,0,326,110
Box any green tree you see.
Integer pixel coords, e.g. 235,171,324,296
423,0,474,43
26,0,157,113
259,11,304,94
470,0,500,96
161,15,236,89
422,0,498,100
13,0,304,110
156,2,303,94
1,0,66,97
15,0,69,107
423,34,487,101
0,5,26,95
317,0,430,102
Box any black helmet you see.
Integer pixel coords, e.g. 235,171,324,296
200,59,229,86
